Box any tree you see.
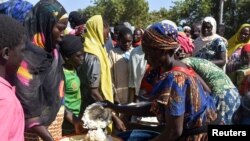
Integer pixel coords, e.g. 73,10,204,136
223,0,250,38
79,0,250,36
168,0,214,25
79,0,149,28
121,0,149,27
147,8,170,25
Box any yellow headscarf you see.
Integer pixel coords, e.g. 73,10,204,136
228,24,250,57
83,15,114,103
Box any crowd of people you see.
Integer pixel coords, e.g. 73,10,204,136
0,0,250,141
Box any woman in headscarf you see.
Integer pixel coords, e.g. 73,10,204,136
226,24,250,73
176,26,240,125
193,16,227,71
181,57,240,125
102,21,220,141
0,0,33,23
78,15,126,132
232,44,250,125
177,32,195,58
14,0,68,140
176,29,240,125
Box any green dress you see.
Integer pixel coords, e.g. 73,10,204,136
182,57,235,94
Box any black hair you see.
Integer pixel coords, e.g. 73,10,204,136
0,14,25,49
114,24,126,32
59,35,83,58
102,17,109,28
68,11,87,29
118,27,132,40
134,28,142,33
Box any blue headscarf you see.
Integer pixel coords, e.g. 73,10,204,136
0,0,33,23
142,22,179,50
151,22,178,40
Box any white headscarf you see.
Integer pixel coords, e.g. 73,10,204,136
202,16,217,39
193,16,223,55
183,26,191,31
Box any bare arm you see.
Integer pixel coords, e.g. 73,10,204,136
64,109,84,134
212,51,227,68
111,113,126,131
90,87,104,101
31,125,54,141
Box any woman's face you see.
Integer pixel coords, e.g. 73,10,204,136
239,27,250,42
119,34,132,51
52,18,68,44
201,22,213,37
143,47,169,68
241,51,250,66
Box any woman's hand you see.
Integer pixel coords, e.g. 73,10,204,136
73,118,87,134
112,114,126,131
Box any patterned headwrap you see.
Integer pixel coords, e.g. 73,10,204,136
0,0,33,23
142,22,179,50
178,32,194,54
25,0,68,52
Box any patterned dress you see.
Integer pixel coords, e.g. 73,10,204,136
226,48,242,73
194,38,227,70
182,57,240,124
150,68,218,140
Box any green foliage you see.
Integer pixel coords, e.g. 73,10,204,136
168,0,214,25
78,0,250,36
79,0,149,28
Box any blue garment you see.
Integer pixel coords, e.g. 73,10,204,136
150,71,218,131
195,38,227,61
122,50,131,62
212,88,240,125
0,0,33,23
116,130,160,141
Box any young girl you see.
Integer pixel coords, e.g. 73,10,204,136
59,35,84,135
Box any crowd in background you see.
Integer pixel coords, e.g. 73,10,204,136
0,0,250,141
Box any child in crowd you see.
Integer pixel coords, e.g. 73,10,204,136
109,27,134,104
0,14,26,141
59,35,85,135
